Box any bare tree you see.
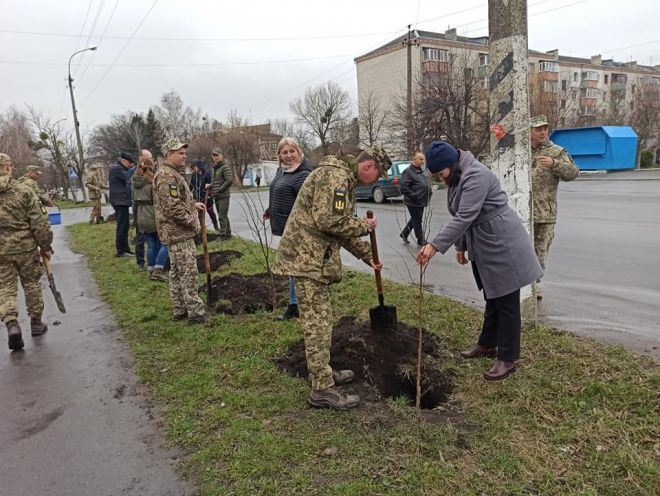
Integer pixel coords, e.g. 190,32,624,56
289,81,351,154
630,80,660,150
358,90,388,147
151,90,206,141
268,118,311,151
218,110,260,186
0,106,40,174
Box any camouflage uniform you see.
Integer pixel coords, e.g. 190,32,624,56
531,117,579,273
275,148,391,392
18,166,52,207
154,138,205,320
0,163,53,327
85,166,105,223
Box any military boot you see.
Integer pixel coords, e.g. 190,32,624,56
7,320,24,351
30,316,48,336
277,304,299,321
309,387,360,410
332,369,355,385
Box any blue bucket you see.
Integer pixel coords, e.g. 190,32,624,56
48,206,62,225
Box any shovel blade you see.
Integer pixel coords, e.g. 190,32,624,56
369,304,397,332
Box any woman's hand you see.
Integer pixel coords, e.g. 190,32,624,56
416,244,437,265
455,250,468,265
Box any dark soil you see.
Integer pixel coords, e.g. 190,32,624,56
205,272,289,315
275,316,453,409
196,250,242,273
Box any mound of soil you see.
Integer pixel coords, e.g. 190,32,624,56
196,250,242,273
275,316,453,409
205,272,289,315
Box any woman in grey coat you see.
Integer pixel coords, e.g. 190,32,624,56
416,141,542,380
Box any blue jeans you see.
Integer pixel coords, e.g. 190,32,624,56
289,276,297,305
144,232,169,269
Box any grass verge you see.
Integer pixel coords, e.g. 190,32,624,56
55,199,94,209
67,222,659,496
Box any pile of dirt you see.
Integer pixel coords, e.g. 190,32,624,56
205,272,289,315
275,316,453,409
196,250,242,273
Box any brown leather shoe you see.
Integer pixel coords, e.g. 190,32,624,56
483,360,516,381
309,387,360,410
30,316,48,336
460,344,497,359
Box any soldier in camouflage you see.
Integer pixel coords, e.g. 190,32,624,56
531,115,579,299
274,145,391,410
0,153,54,350
18,165,53,208
85,164,107,224
153,138,208,323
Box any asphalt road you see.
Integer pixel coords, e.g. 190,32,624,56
0,213,194,495
229,169,660,359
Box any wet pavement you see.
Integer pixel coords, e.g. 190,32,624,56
229,169,660,359
0,207,194,496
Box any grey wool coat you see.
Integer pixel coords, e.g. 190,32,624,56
430,151,543,299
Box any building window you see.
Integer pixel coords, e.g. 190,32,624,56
580,105,597,116
479,77,489,89
604,74,609,84
479,53,489,66
422,47,448,63
560,99,566,109
539,61,559,72
581,71,599,81
581,88,599,98
573,72,578,82
543,81,559,93
561,80,567,91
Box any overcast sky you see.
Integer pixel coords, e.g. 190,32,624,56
2,0,658,134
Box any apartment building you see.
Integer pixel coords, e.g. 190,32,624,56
355,28,660,144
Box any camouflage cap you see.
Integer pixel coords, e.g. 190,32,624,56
161,137,189,155
0,153,11,166
26,165,42,173
363,144,392,174
530,115,549,128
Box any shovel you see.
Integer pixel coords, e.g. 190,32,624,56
366,210,397,332
199,193,215,308
42,255,66,313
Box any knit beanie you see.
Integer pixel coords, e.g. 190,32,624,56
425,140,459,173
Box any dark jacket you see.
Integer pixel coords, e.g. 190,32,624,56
189,161,213,202
266,158,313,236
399,165,432,207
108,161,132,207
211,161,233,200
430,151,542,299
131,174,157,234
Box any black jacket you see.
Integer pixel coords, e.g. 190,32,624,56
266,158,313,236
108,161,132,207
189,162,213,202
399,165,432,207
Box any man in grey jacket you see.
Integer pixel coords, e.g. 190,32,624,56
399,151,432,247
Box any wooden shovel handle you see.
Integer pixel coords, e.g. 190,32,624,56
42,254,53,275
366,210,384,297
198,208,212,278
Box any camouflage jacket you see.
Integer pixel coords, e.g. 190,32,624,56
85,172,105,199
153,162,200,245
0,175,53,256
18,175,51,207
274,156,373,285
532,139,579,223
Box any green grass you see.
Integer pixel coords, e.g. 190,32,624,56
55,199,94,209
67,222,659,496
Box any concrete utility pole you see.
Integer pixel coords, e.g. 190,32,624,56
406,25,413,157
487,0,537,321
68,46,97,201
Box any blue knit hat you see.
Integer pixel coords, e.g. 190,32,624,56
425,140,459,173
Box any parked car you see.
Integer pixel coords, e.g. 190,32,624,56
355,161,411,203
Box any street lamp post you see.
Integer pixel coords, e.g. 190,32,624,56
68,46,97,201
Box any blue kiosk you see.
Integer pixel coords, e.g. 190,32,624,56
550,126,638,171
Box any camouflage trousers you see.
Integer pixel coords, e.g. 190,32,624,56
168,239,205,319
89,198,102,222
294,277,334,391
534,222,556,277
214,197,231,236
0,251,44,323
